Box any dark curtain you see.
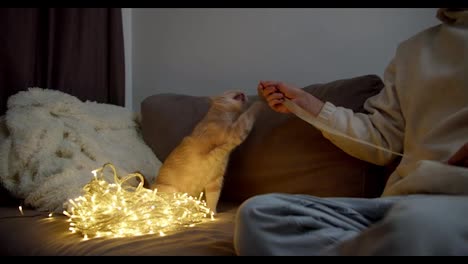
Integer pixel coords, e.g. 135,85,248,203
0,8,125,116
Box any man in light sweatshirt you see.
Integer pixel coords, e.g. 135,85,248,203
234,8,468,256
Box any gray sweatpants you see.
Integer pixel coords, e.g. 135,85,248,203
233,193,468,256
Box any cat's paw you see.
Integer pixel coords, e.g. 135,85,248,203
248,100,266,117
206,204,218,215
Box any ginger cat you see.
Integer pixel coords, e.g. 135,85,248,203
151,91,263,213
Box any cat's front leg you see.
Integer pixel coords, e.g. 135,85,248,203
204,176,224,214
230,101,264,145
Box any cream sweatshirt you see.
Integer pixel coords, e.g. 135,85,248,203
316,9,468,196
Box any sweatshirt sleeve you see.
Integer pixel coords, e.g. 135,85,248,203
316,58,405,166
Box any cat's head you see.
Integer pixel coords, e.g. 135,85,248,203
210,90,248,112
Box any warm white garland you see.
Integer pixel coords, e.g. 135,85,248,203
63,163,214,240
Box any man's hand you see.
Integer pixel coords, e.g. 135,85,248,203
257,81,302,113
257,81,325,116
448,142,468,168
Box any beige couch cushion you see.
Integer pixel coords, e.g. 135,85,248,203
141,75,388,203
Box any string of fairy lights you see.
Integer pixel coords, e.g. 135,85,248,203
18,163,214,240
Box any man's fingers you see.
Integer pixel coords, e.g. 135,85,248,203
266,93,284,103
263,86,279,97
257,84,265,97
268,98,285,108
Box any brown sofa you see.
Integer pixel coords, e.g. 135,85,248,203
0,74,392,255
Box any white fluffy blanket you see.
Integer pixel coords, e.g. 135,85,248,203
0,88,161,212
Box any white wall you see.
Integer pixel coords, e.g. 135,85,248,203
127,8,439,112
